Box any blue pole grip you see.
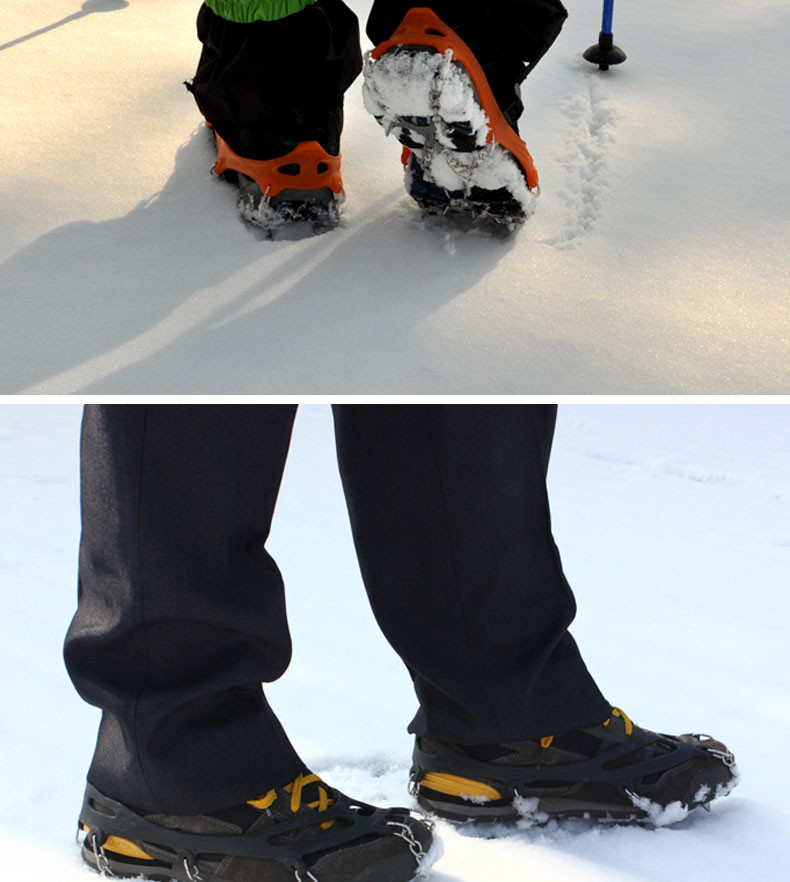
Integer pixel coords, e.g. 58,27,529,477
601,0,614,35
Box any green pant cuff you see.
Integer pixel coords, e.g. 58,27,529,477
204,0,318,24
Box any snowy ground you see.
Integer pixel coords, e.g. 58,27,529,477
1,403,788,881
1,1,788,393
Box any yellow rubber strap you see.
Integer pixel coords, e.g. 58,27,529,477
421,772,501,801
103,836,154,860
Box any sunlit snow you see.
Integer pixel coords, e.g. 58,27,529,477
0,1,787,391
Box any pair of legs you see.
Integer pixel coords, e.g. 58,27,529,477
66,406,738,881
186,1,569,230
189,1,568,160
66,404,607,816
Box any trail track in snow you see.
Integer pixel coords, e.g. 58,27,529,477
541,71,619,247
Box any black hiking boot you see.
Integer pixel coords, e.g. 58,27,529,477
78,771,437,881
410,708,738,826
206,103,346,239
363,8,540,231
189,0,362,238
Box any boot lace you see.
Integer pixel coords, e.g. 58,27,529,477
248,772,336,829
540,706,634,749
603,706,634,735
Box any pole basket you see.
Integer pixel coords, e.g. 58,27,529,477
583,30,627,71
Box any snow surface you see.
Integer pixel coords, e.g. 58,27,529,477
2,403,789,881
1,1,788,392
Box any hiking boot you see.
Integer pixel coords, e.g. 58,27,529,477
189,0,361,238
208,119,345,239
362,8,539,229
410,708,738,826
78,771,437,881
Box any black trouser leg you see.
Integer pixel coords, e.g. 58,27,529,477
189,0,362,158
332,405,609,744
64,405,303,814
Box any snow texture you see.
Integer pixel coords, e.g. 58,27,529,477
0,1,788,392
415,836,445,879
625,795,691,828
2,403,789,882
459,794,493,805
513,796,550,826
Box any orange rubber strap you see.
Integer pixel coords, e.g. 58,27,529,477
372,8,538,189
211,127,343,198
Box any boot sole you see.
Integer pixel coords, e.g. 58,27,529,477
416,763,738,826
81,840,438,882
235,176,344,239
363,10,538,226
209,127,344,238
416,790,646,824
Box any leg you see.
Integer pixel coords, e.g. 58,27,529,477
332,404,737,824
65,404,302,814
362,1,569,225
187,1,362,232
367,0,570,119
66,404,434,882
190,0,362,160
332,404,609,744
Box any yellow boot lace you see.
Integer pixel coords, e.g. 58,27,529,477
540,706,634,749
603,707,634,734
248,772,336,829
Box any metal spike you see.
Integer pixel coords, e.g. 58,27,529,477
701,801,711,812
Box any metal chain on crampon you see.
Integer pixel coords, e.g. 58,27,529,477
688,734,736,768
385,819,427,861
423,52,448,177
90,835,115,878
428,48,486,192
182,856,207,882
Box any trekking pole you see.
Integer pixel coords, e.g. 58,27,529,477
583,0,626,71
